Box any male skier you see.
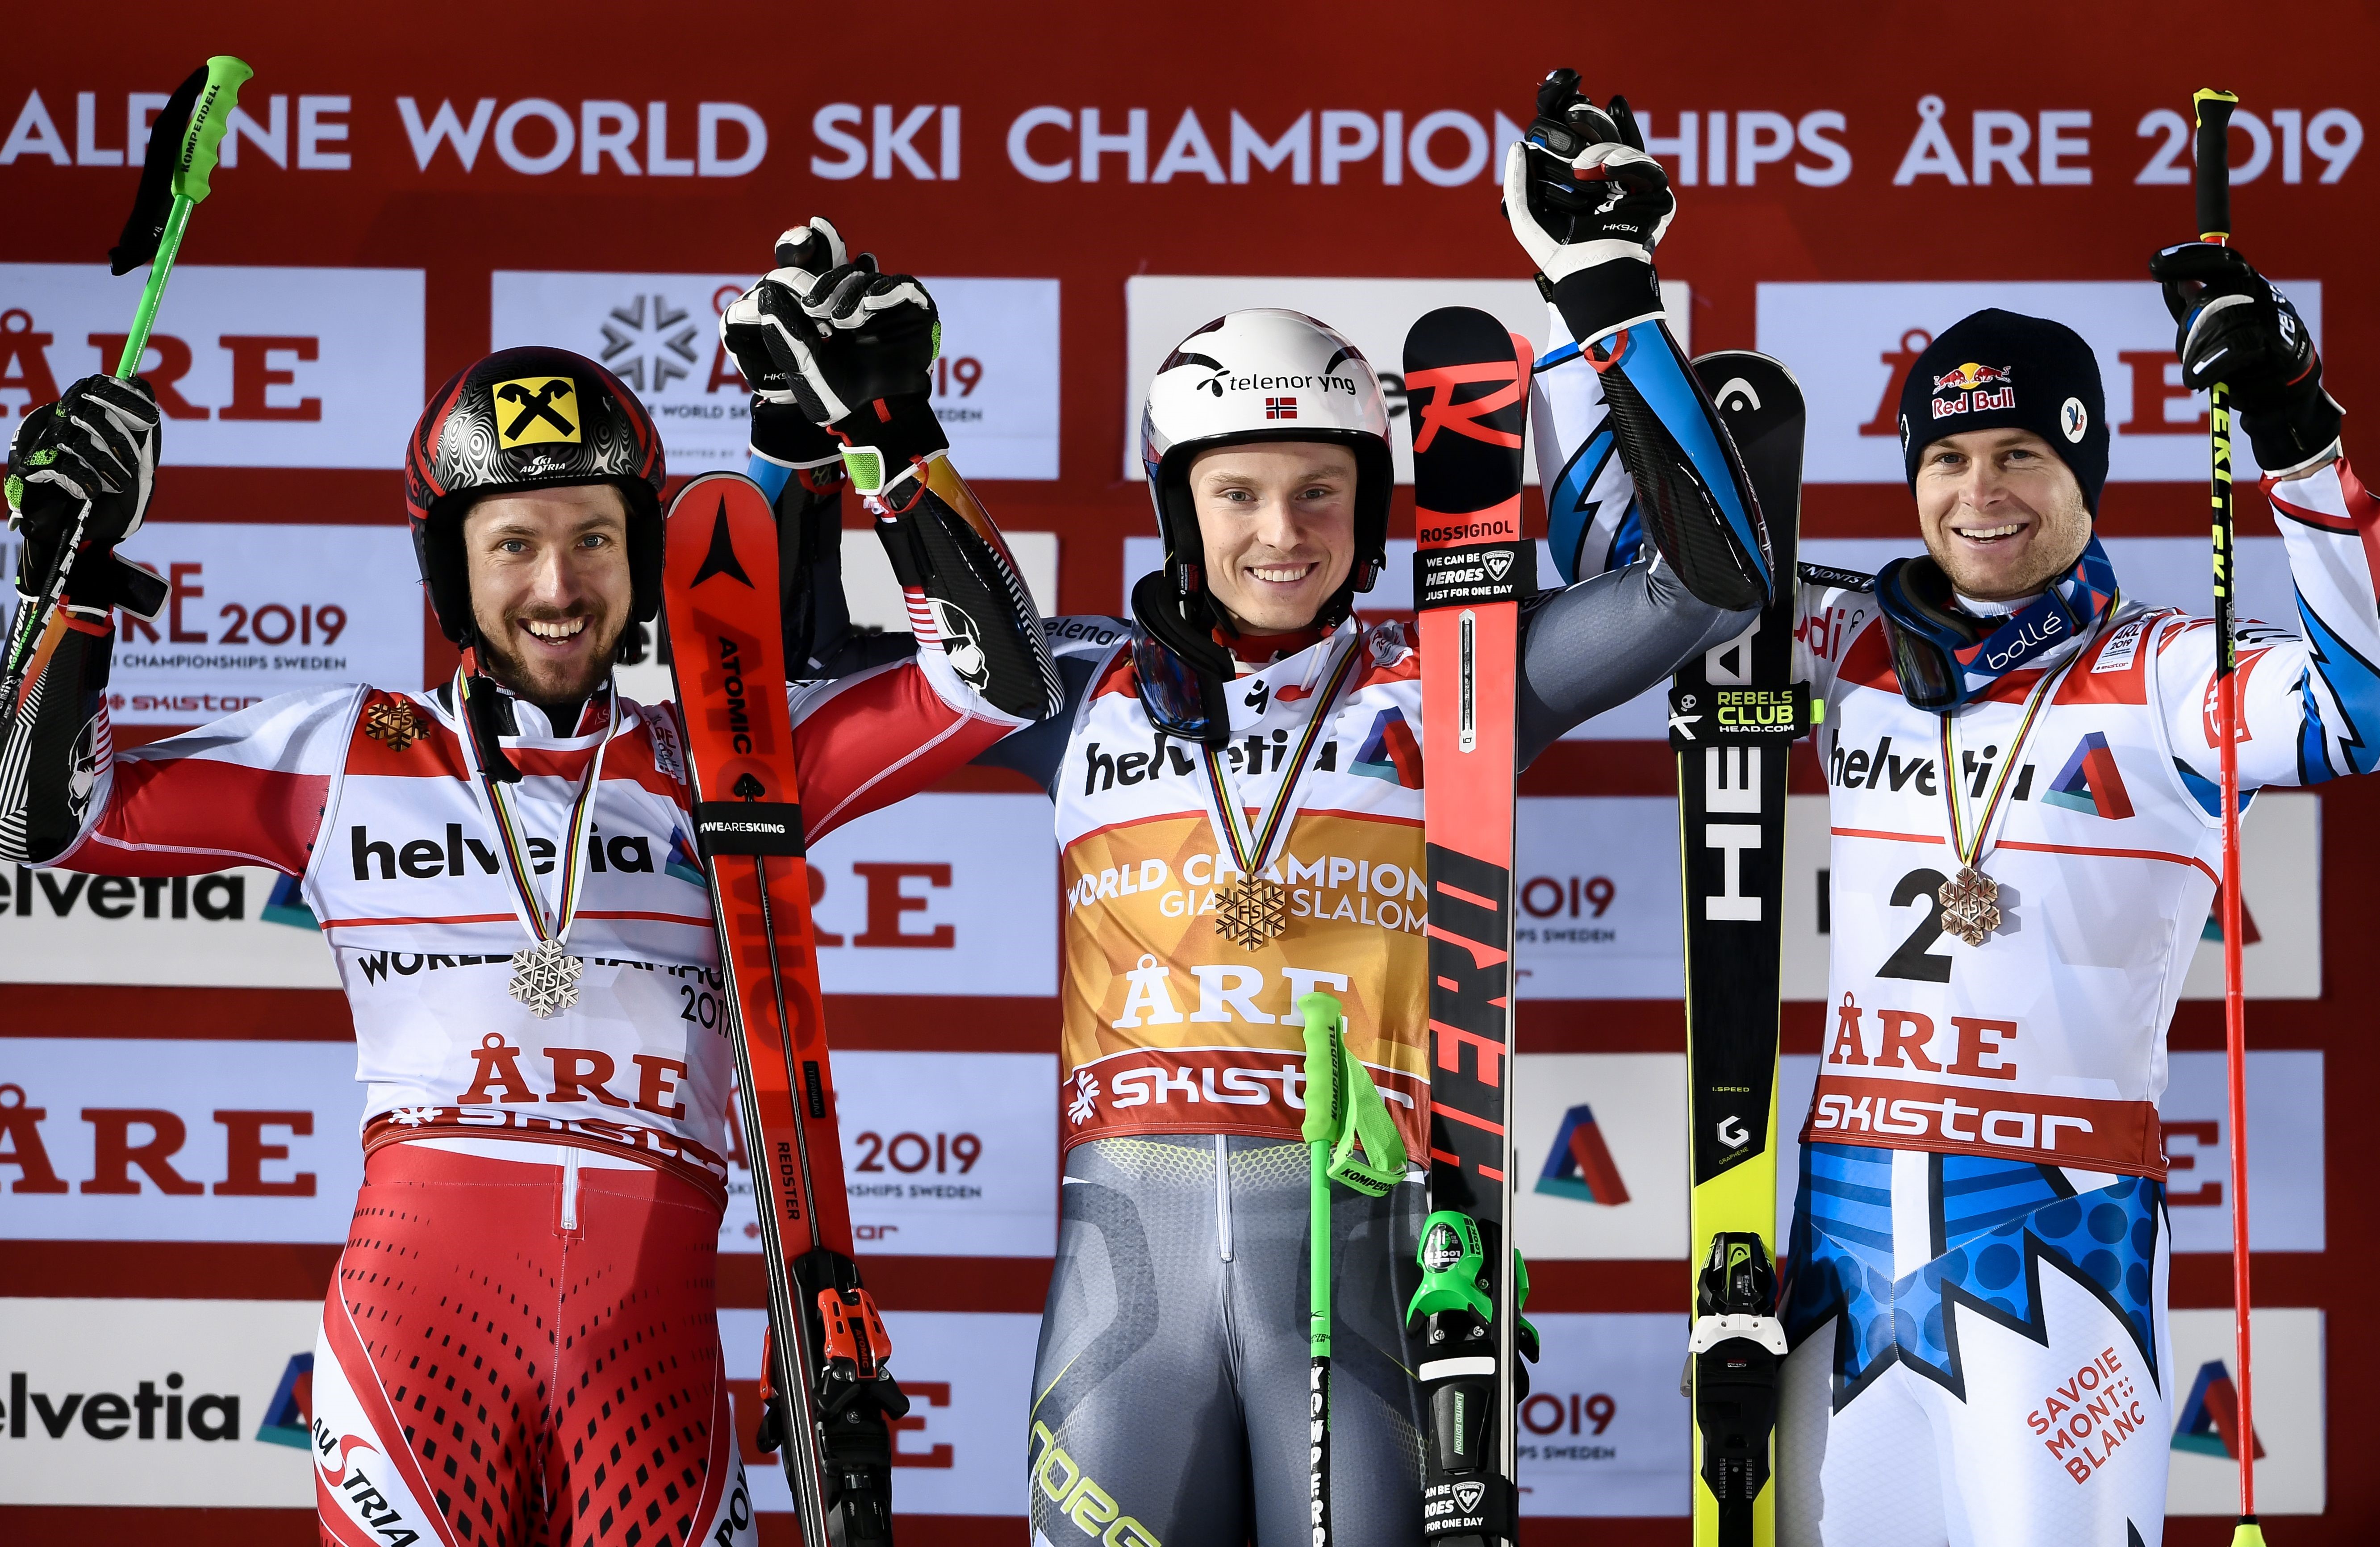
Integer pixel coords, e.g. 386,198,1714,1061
1537,212,2375,1536
715,69,1771,1547
2,271,1056,1543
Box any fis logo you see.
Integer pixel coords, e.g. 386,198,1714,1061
1534,1103,1631,1205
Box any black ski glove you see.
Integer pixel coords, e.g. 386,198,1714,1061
2150,242,2342,476
718,217,947,507
8,374,160,612
1505,70,1674,343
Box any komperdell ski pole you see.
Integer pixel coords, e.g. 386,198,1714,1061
2190,85,2267,1547
1676,353,1808,1547
662,471,907,1545
1297,990,1409,1547
1,55,247,722
1405,306,1539,1546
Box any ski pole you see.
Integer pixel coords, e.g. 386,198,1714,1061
2190,83,2264,1547
1300,990,1345,1547
2,55,249,719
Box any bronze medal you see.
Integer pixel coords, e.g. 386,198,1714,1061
1936,864,2004,947
1213,876,1290,951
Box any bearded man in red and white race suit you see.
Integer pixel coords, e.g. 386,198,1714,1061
0,245,1058,1543
1538,241,2379,1542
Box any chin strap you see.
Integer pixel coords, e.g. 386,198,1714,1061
1874,537,2119,713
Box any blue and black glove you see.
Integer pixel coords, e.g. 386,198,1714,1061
2151,241,2341,476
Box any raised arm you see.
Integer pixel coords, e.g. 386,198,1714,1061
1504,71,1770,761
717,218,1063,834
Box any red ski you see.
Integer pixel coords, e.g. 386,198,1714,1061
662,471,905,1544
1405,308,1536,1547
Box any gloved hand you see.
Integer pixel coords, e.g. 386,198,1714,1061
1504,70,1674,280
718,218,947,505
7,374,160,610
1504,70,1673,345
2150,242,2342,477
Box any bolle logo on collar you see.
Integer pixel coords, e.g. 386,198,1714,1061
1977,609,2068,672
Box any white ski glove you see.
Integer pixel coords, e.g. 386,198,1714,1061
1502,70,1675,282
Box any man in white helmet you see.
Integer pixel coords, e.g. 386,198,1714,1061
721,68,1768,1544
999,88,1769,1547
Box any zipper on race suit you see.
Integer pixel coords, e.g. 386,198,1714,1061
561,1145,581,1232
1215,1134,1234,1263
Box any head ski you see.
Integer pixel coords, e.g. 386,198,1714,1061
662,471,907,1545
1406,307,1536,1547
1674,354,1807,1547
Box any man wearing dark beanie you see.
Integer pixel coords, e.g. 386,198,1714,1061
1533,248,2377,1543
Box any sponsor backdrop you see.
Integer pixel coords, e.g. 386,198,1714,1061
4,3,2376,1540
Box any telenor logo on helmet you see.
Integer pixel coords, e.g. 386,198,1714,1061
493,376,582,447
1197,370,1358,399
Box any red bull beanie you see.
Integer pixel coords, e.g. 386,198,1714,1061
1897,309,2110,513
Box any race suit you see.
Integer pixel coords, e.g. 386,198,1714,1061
971,336,1766,1547
1538,333,2380,1544
0,467,1052,1547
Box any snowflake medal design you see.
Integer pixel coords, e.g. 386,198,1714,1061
1213,876,1289,951
509,939,584,1018
364,697,426,753
1937,864,2004,947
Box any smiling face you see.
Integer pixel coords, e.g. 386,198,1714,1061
1913,428,2094,603
1190,442,1358,634
461,483,634,715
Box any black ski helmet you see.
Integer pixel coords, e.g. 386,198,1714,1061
404,346,666,644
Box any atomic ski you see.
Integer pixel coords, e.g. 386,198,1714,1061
662,471,907,1545
1405,306,1537,1547
1673,353,1807,1547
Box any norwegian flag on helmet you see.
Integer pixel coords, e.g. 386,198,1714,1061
1264,396,1298,419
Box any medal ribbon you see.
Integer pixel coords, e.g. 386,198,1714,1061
1201,634,1367,881
454,666,622,951
1937,603,2113,870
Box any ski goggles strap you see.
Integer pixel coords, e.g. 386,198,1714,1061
1875,536,2119,713
1297,991,1409,1198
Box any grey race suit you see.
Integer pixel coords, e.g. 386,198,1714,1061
980,557,1752,1547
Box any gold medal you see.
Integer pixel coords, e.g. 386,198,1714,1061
1212,876,1289,951
1936,865,2004,947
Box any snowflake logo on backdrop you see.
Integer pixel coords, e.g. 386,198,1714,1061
601,295,702,393
1067,1071,1100,1127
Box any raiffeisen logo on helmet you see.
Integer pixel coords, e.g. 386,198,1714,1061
1195,369,1360,400
493,375,583,446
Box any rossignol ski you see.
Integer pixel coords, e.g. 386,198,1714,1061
662,471,907,1545
1673,353,1807,1547
1406,306,1537,1547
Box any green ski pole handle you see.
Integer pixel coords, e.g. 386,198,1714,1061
117,55,251,379
1299,991,1343,1547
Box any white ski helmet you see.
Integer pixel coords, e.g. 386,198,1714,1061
1138,309,1393,613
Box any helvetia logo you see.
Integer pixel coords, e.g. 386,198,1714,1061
2172,1358,2267,1462
2,1369,243,1443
